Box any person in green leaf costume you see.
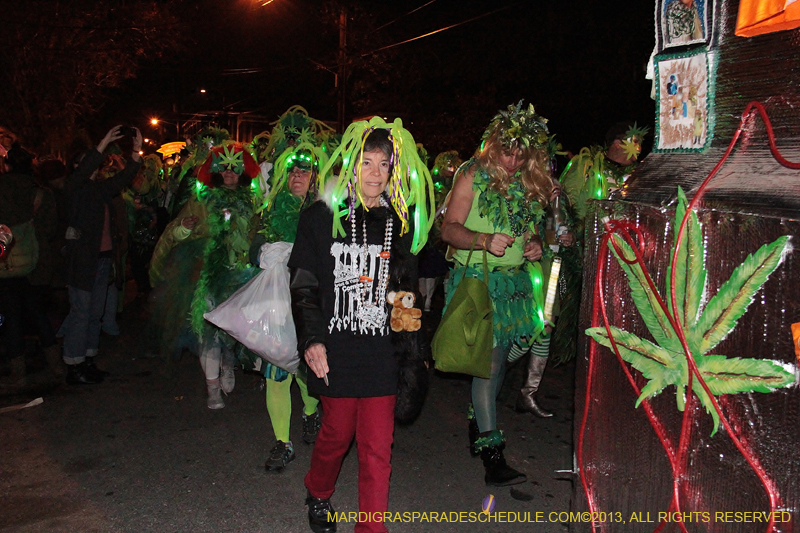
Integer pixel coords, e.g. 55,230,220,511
149,142,260,409
550,122,649,366
249,141,328,473
165,128,232,219
440,101,553,487
559,122,649,225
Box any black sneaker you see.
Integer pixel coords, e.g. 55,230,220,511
302,411,321,444
306,492,337,533
264,441,295,472
66,362,103,385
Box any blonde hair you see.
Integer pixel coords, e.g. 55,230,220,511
476,132,553,206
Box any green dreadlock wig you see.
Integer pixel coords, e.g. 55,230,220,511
264,142,329,211
320,116,435,254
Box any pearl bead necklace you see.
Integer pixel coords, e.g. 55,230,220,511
351,196,392,330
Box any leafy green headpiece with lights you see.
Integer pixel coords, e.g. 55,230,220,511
256,105,335,164
482,100,550,150
264,142,329,211
172,127,232,190
210,145,245,174
321,116,435,254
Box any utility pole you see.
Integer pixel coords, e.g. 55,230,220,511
337,7,347,133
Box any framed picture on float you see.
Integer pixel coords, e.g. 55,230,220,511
653,49,715,153
656,0,711,50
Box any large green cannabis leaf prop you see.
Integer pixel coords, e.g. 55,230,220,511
586,188,795,435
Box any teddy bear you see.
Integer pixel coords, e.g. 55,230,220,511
386,291,422,332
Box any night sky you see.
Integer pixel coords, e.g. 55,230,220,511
101,0,656,157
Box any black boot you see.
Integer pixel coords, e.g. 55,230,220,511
305,492,337,533
85,357,109,379
476,430,527,487
66,362,103,385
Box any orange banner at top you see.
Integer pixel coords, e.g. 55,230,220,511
736,0,800,37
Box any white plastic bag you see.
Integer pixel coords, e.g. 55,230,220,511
204,241,299,373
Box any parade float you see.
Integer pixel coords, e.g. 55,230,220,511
573,1,800,531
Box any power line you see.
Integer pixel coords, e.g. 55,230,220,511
220,64,296,75
221,2,524,77
361,1,525,57
366,0,439,35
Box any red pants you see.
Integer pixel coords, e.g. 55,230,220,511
305,395,396,533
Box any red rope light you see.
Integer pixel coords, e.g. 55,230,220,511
579,101,800,533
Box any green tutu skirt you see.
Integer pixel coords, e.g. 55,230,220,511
443,262,545,350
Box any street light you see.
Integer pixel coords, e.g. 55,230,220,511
149,117,180,140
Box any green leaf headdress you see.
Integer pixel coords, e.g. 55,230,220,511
620,122,651,161
210,144,245,174
320,116,435,254
481,100,550,151
264,142,329,211
173,127,232,190
260,105,335,164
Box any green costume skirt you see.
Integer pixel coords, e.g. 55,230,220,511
443,262,545,350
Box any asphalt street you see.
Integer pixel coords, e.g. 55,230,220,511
1,295,575,533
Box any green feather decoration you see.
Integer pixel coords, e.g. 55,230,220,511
586,186,795,436
469,160,546,239
190,185,256,341
258,189,302,244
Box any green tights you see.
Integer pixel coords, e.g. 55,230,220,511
265,369,319,443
